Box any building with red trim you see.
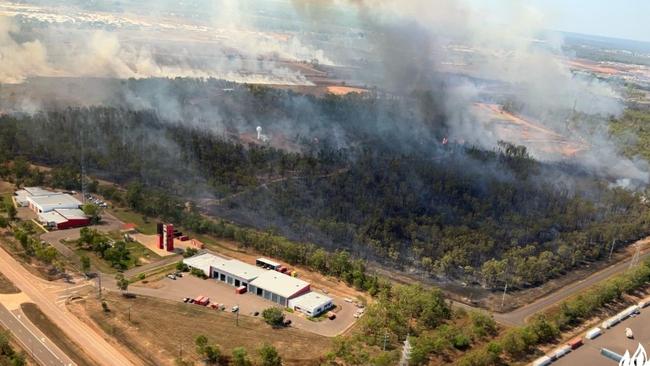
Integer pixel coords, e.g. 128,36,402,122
38,209,91,230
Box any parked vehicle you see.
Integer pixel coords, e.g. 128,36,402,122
567,337,583,350
194,296,210,306
183,297,190,303
532,356,552,366
283,319,292,326
327,312,336,320
626,328,634,339
231,305,239,313
550,345,571,360
585,327,602,340
167,274,176,280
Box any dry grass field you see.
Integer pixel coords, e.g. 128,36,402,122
70,293,333,366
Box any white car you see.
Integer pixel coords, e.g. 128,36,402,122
231,305,240,313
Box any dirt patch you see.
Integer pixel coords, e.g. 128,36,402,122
20,303,98,366
0,181,13,194
0,272,19,294
472,103,588,158
326,86,368,95
72,293,331,366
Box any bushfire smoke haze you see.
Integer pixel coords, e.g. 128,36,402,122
0,0,645,184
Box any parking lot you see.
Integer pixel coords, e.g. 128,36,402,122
554,309,650,365
133,274,360,337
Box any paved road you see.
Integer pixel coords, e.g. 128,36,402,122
0,304,75,366
0,246,134,366
494,247,650,326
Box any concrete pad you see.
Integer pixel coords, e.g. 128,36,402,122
131,233,175,257
131,275,358,337
555,309,650,366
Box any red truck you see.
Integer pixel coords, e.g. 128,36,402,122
194,296,210,306
567,337,583,350
236,286,247,294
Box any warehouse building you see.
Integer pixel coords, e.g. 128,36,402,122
288,291,333,317
249,271,311,307
26,193,82,213
14,187,61,207
184,253,265,289
38,208,90,230
184,253,331,312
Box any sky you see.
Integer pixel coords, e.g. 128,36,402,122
467,0,650,43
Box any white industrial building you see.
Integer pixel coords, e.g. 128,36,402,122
37,208,90,230
249,271,311,307
184,253,332,314
27,194,82,213
288,291,333,317
14,187,60,207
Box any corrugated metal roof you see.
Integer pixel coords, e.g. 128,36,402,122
250,271,310,299
38,211,67,224
289,291,332,310
211,258,265,281
24,187,58,197
56,208,87,220
257,257,280,267
27,194,82,209
183,253,265,281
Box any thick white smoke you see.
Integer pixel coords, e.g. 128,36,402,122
0,16,49,83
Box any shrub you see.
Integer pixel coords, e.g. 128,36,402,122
262,307,285,328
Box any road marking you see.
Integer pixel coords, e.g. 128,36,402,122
0,305,70,366
56,284,88,293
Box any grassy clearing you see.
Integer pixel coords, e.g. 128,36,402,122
129,262,177,283
108,209,157,235
126,241,161,264
66,238,162,274
0,272,19,294
21,303,97,366
84,293,331,366
73,248,118,274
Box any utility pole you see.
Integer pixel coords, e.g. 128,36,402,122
128,305,132,321
382,330,388,351
500,282,508,311
98,273,102,298
236,304,239,327
399,335,412,366
630,243,641,270
609,239,617,261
